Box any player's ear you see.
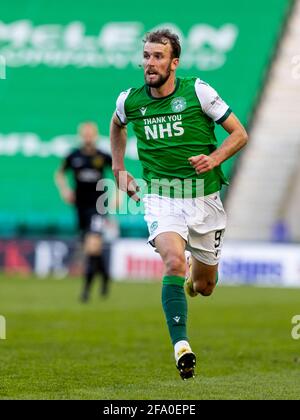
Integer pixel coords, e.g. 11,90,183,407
171,57,179,71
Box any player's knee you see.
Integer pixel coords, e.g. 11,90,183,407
165,254,186,276
84,233,102,256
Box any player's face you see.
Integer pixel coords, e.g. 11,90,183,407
143,42,178,88
80,124,98,148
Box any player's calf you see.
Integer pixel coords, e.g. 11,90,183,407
195,279,216,296
186,257,218,298
193,269,217,296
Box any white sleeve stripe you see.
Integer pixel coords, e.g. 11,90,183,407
216,107,232,124
115,88,131,125
194,78,230,122
116,110,126,125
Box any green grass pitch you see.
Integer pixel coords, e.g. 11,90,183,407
0,274,300,400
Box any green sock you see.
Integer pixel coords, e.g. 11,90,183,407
161,275,188,346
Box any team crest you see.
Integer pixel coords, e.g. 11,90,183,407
92,156,104,169
171,97,187,113
150,221,158,234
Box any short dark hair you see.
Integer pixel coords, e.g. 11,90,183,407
143,29,181,59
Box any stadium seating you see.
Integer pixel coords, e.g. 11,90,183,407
226,0,300,242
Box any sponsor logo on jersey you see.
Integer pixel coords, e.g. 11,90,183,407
171,97,187,113
77,169,100,182
140,107,147,116
210,96,220,106
143,115,184,140
92,156,104,169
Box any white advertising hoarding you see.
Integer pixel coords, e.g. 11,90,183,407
110,239,300,286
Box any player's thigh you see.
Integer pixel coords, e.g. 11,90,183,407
143,194,188,274
143,194,188,245
155,232,186,260
187,192,226,270
188,228,225,267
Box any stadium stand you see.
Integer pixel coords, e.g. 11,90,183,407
226,0,300,242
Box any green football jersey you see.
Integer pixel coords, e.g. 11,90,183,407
116,77,231,197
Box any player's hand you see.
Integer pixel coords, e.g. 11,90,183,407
188,154,217,174
61,188,75,204
113,170,140,202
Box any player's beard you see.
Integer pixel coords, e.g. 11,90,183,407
145,63,172,88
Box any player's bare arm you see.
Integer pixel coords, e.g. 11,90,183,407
54,168,75,203
110,113,140,202
189,113,248,174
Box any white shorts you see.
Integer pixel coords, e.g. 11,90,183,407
143,192,227,266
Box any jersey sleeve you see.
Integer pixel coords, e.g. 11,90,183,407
60,153,72,171
115,89,131,125
195,78,232,124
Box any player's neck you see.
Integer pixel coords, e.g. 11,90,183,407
81,145,96,155
150,75,177,98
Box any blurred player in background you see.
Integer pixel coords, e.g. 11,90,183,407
110,29,248,379
55,122,113,302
